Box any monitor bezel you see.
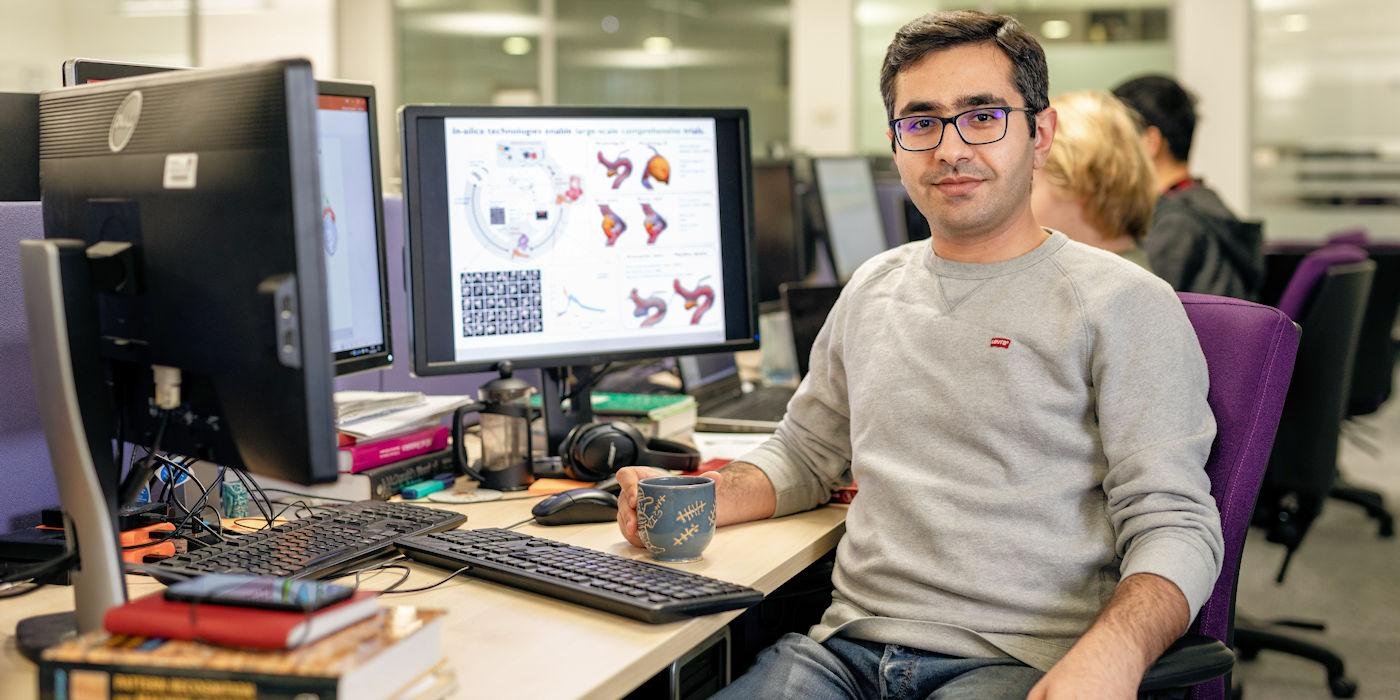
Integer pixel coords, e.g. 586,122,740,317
319,80,394,375
400,104,759,376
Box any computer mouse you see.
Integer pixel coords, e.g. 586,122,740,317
531,488,620,526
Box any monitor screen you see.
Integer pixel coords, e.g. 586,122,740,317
402,106,757,375
316,88,391,373
62,61,392,375
751,160,803,305
814,157,887,280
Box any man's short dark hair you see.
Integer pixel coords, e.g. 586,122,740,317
879,10,1049,134
1112,75,1197,163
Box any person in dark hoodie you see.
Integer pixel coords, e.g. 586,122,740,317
1113,75,1264,299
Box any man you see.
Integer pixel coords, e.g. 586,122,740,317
618,11,1223,698
1113,74,1264,300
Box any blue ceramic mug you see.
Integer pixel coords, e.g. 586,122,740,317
636,476,716,562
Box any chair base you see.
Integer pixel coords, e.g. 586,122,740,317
1234,626,1358,698
1329,481,1395,537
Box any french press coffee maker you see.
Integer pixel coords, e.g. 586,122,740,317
460,361,536,491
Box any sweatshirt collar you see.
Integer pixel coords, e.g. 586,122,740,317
923,229,1068,280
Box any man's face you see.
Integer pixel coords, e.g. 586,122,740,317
889,43,1054,241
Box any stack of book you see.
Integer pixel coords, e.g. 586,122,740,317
39,592,451,698
254,392,475,502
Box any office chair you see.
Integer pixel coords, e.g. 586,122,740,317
1135,293,1299,700
1237,245,1374,698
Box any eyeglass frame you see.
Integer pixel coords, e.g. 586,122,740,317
887,106,1038,153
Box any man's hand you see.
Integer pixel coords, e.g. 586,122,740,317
1026,573,1190,700
1026,649,1138,699
615,467,722,547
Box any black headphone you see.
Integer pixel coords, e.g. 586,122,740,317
558,421,701,482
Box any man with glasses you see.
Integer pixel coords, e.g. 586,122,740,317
1113,74,1264,300
617,10,1222,697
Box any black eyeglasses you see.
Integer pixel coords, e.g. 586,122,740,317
888,107,1036,152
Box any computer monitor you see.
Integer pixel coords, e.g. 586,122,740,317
29,59,337,633
813,156,888,281
751,160,804,306
62,59,393,375
401,105,758,450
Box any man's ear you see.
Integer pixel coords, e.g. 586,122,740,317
887,127,896,154
1141,126,1164,159
1031,107,1057,169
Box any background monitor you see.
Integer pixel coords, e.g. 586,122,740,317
40,59,338,485
813,156,888,281
62,59,392,375
750,160,804,307
401,105,759,377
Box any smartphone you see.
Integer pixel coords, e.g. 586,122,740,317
164,574,354,612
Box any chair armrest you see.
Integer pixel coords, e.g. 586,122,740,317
1138,634,1235,691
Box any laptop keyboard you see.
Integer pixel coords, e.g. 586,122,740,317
702,386,792,422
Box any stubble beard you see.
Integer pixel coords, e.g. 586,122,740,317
918,150,1036,242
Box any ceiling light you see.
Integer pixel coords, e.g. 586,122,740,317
1281,14,1309,32
601,15,620,34
642,36,674,55
1041,20,1072,40
502,36,532,56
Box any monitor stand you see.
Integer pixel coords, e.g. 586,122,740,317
15,239,130,661
539,365,597,459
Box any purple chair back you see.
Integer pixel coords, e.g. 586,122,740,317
1274,244,1368,320
1178,293,1300,700
0,201,56,531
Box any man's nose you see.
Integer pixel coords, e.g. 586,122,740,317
933,121,974,164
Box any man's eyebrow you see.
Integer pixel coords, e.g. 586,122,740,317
896,93,1011,117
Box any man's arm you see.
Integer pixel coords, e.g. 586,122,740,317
616,462,777,548
1027,573,1189,699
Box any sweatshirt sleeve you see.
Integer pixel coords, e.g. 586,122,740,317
737,288,855,517
1087,274,1224,623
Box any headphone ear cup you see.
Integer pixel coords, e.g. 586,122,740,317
564,422,641,482
639,436,702,471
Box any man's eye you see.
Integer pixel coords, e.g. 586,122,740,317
906,118,936,132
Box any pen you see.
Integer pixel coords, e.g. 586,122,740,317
401,479,448,500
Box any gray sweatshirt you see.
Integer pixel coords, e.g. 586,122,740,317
740,231,1223,671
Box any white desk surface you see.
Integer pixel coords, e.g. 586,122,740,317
0,495,846,699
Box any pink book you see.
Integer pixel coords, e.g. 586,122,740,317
340,425,450,474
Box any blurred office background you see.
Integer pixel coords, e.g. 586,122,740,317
1,3,1397,696
4,0,1396,245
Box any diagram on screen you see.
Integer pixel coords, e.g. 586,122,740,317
460,269,544,337
597,150,633,189
321,196,339,256
640,203,668,244
673,276,715,325
641,146,671,189
599,204,628,246
556,286,606,318
462,142,580,261
629,288,668,327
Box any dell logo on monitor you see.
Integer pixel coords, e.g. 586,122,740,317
108,91,142,153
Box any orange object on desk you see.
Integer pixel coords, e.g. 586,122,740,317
119,522,176,563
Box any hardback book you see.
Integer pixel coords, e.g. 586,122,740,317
39,607,445,700
340,424,449,474
104,591,380,650
256,449,458,502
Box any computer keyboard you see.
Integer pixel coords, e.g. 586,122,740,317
395,528,765,623
149,500,466,581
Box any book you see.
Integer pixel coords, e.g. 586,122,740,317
531,392,698,440
256,449,459,502
338,394,474,440
104,590,380,650
40,607,445,700
334,390,426,423
617,399,698,440
341,425,449,474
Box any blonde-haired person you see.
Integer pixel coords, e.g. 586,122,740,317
1031,90,1155,271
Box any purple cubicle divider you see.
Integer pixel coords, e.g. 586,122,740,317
0,201,57,532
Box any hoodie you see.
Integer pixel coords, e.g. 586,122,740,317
1143,180,1264,300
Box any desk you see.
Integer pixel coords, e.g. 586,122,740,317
0,496,846,699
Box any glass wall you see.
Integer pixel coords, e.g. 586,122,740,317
396,0,791,156
854,1,1171,154
0,0,191,92
1252,0,1400,241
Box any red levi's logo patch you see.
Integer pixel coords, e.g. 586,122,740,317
990,337,1012,349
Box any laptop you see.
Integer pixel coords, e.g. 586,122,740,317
681,353,795,433
781,282,843,379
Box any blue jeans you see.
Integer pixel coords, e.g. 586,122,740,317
717,633,1044,699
